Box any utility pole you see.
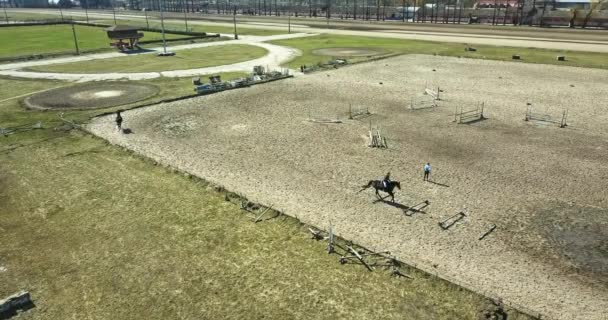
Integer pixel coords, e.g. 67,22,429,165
84,0,89,23
183,0,189,31
3,1,8,24
160,0,168,54
112,0,117,25
233,7,238,39
143,8,149,28
326,0,331,26
59,5,64,21
71,23,80,55
288,12,291,33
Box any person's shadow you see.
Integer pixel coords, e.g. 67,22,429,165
427,180,449,187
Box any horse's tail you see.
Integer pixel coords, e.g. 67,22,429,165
358,180,373,192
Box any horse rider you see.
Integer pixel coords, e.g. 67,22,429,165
382,172,391,189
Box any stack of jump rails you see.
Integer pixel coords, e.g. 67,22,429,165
368,123,388,148
308,225,412,278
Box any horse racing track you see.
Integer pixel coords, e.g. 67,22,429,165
89,55,608,320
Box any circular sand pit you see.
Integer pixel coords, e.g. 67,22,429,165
25,82,159,110
312,47,387,57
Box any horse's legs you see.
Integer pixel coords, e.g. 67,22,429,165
389,191,395,202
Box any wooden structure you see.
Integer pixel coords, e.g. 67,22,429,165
307,109,342,123
424,83,441,100
106,25,144,51
348,104,371,120
368,123,388,148
479,224,497,240
409,95,438,110
439,209,468,230
455,102,486,124
403,200,431,217
525,104,568,128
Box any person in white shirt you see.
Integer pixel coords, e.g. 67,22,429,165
424,163,431,181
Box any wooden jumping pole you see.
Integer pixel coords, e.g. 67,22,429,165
346,245,373,271
560,109,568,128
479,224,497,240
327,223,335,254
254,204,274,222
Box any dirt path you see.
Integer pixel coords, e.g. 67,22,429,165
0,33,313,81
87,55,608,320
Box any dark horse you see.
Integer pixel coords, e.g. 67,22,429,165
359,180,401,202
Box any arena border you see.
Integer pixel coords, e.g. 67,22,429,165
81,84,545,320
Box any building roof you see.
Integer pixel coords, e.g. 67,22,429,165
105,25,139,32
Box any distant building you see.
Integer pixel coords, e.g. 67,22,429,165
476,0,518,8
476,0,592,9
540,0,592,9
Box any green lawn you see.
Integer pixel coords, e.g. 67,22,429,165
0,24,185,59
3,11,62,21
0,76,535,320
28,44,268,73
270,34,608,70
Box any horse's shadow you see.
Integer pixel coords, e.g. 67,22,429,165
373,197,430,216
372,197,409,211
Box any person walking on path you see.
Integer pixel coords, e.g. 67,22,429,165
423,163,431,181
115,111,123,132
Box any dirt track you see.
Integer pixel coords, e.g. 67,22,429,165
88,55,608,320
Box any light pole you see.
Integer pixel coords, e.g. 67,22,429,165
71,22,80,55
183,0,189,31
59,5,64,21
288,12,291,33
84,0,89,23
156,0,174,55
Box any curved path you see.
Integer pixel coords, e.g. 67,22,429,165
0,33,313,82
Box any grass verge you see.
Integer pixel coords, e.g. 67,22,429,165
27,44,268,73
269,34,608,69
0,24,186,59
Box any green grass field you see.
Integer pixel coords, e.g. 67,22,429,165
0,24,185,58
0,76,535,319
270,34,608,70
28,44,268,73
3,11,61,21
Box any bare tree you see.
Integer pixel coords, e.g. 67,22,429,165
582,0,605,28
